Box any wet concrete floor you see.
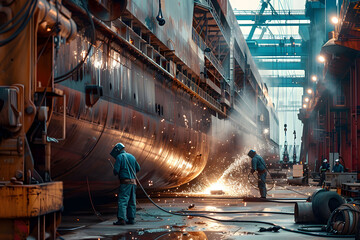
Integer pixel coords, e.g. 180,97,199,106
58,185,349,240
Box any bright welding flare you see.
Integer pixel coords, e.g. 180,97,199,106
204,180,228,194
193,155,252,196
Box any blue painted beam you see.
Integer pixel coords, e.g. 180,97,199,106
247,1,269,40
247,39,302,44
249,45,306,56
239,22,310,27
235,14,308,21
264,76,305,87
255,61,305,70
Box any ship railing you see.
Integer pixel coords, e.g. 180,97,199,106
233,97,257,128
176,72,222,110
202,0,230,45
192,28,206,50
192,28,227,79
233,48,245,70
113,20,173,75
234,86,255,120
112,19,223,113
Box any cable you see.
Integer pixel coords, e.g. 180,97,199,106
54,99,109,179
0,0,32,33
180,210,294,215
86,177,105,221
248,172,274,191
36,26,57,64
248,171,275,191
298,225,326,232
120,157,354,238
0,0,37,47
54,0,95,83
247,156,309,197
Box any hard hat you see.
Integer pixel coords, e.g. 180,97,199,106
323,159,328,163
248,150,256,158
110,143,125,158
335,159,340,162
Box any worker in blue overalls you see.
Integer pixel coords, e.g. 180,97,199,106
248,150,267,199
332,159,344,173
110,143,140,225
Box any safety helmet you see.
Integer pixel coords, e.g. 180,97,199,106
335,159,340,162
248,150,256,158
323,159,328,163
110,143,125,158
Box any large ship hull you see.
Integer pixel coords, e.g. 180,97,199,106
0,0,279,199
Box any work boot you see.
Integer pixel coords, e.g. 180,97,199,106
113,219,126,225
126,218,135,224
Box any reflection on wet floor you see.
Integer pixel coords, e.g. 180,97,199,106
60,186,334,240
113,230,257,240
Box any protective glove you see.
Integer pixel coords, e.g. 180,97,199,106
251,169,255,174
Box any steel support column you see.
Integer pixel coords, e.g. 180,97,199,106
350,58,360,172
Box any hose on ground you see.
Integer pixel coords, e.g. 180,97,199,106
121,157,355,238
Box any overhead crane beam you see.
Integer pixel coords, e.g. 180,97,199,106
255,61,305,70
264,76,305,87
247,39,302,44
240,22,310,27
235,10,308,21
249,45,306,56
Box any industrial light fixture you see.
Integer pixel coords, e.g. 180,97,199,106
303,104,307,109
317,55,326,63
331,16,339,24
307,88,313,94
156,0,166,26
263,128,269,135
311,75,317,82
304,97,309,102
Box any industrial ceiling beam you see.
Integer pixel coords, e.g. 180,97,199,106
235,12,308,21
250,45,305,56
264,76,305,87
247,39,302,44
240,22,310,27
255,61,305,70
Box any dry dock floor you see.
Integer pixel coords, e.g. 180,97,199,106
58,185,350,239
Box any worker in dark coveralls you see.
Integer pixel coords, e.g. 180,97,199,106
319,159,330,186
248,150,267,198
332,159,344,173
110,143,140,225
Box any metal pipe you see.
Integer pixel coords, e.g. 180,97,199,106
36,0,77,40
62,95,66,140
45,142,51,181
294,202,317,223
